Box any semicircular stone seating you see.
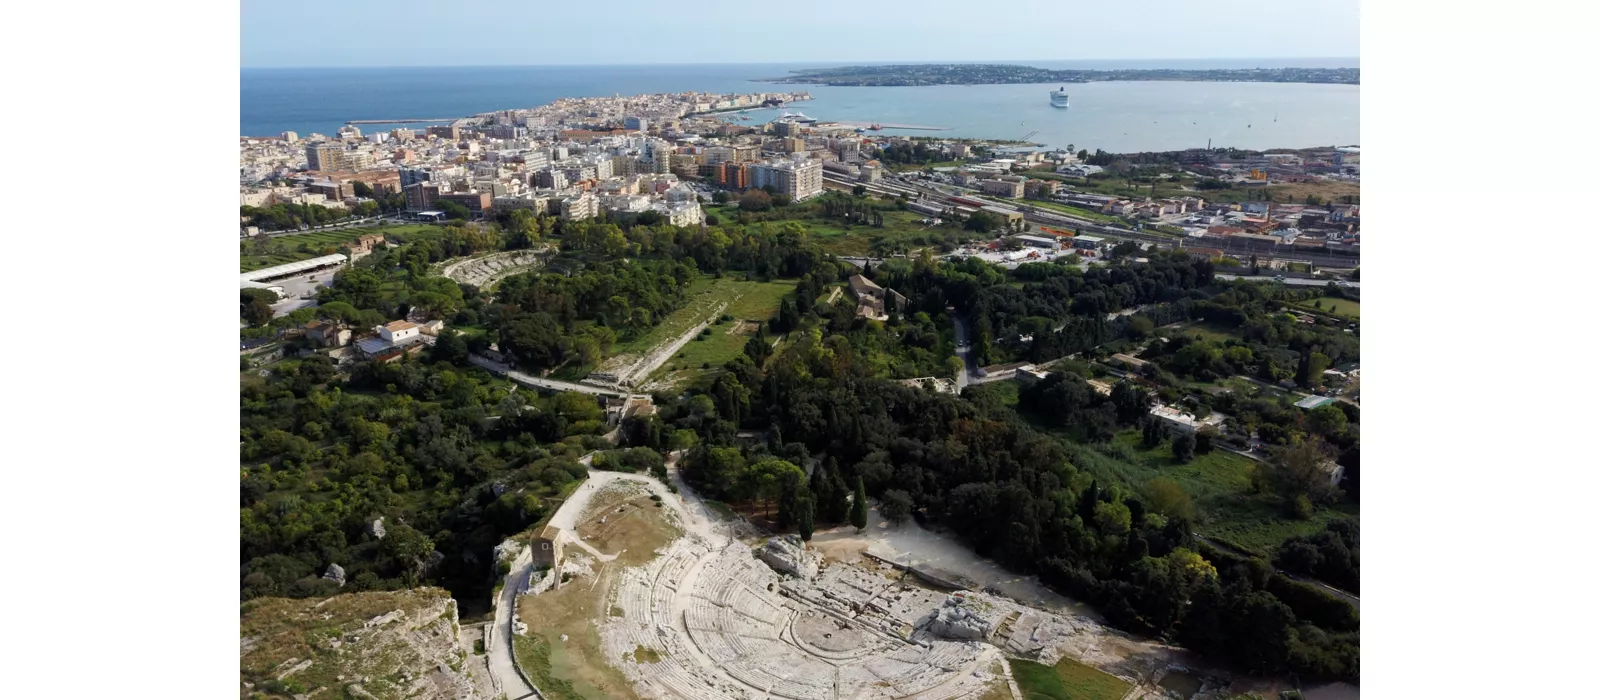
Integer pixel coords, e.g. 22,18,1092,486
598,535,1000,700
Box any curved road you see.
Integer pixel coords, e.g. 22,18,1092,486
487,453,726,699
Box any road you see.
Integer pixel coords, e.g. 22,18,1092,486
489,551,542,700
468,354,631,399
486,456,722,700
1216,273,1361,288
948,312,981,389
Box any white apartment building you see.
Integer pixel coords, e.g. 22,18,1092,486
559,192,598,221
655,201,704,227
751,158,823,201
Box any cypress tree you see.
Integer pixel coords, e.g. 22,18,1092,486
796,492,816,541
850,475,869,532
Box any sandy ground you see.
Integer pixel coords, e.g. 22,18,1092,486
810,507,1100,620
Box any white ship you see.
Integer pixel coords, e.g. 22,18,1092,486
774,110,818,124
1050,87,1070,108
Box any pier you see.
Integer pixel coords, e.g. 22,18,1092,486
830,120,950,131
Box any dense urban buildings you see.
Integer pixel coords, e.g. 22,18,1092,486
241,90,824,223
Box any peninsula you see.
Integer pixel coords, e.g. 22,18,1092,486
764,63,1359,86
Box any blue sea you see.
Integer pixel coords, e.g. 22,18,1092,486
241,59,1358,153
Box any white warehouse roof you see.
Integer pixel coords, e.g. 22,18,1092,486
240,254,348,283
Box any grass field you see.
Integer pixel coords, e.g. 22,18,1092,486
1011,656,1133,700
655,279,794,374
513,485,681,700
1053,429,1358,557
239,223,446,272
1294,296,1360,320
1174,321,1245,344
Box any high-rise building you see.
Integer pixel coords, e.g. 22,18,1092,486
405,182,441,211
399,167,433,188
281,131,299,144
306,143,348,172
624,116,649,132
751,159,822,201
559,192,598,221
534,168,568,190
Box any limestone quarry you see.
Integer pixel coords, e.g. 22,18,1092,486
239,588,493,700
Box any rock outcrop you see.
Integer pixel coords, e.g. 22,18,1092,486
323,563,346,587
921,597,993,641
758,535,820,580
240,588,490,700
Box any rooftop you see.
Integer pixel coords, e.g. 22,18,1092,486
239,254,348,284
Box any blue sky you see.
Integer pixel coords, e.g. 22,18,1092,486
241,0,1358,68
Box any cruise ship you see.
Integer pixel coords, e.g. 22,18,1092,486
1050,87,1070,108
774,110,818,124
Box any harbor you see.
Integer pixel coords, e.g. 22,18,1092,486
830,120,950,131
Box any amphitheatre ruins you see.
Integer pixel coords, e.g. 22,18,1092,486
497,466,1237,700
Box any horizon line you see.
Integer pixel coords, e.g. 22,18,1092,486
241,57,1361,71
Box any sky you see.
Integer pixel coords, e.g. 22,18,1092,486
241,0,1358,68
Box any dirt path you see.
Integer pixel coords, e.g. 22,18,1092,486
591,301,729,389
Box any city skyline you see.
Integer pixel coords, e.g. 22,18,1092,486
241,0,1360,68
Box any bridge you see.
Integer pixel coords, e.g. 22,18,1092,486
344,117,463,125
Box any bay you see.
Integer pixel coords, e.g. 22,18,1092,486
241,60,1357,153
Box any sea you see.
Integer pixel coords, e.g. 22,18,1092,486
240,59,1358,153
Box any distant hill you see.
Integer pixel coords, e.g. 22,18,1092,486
763,64,1359,86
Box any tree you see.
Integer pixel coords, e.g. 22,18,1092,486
944,355,966,380
739,189,773,211
880,489,914,524
499,312,569,371
852,184,868,196
964,210,1000,232
241,288,277,327
669,429,699,452
1141,417,1165,448
1260,438,1343,509
1173,433,1196,463
849,475,869,531
1143,477,1195,521
351,180,375,199
796,491,816,540
430,330,469,366
1307,404,1348,436
1111,382,1153,425
436,200,470,221
816,457,851,523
